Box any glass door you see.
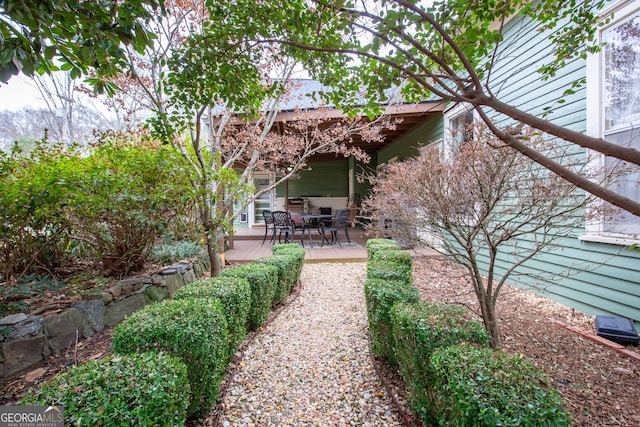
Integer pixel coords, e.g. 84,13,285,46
252,177,272,226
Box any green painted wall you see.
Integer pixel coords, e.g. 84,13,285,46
463,12,640,325
350,155,377,203
276,159,349,197
377,115,444,165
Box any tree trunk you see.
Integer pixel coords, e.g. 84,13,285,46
205,231,223,277
482,298,502,349
472,273,502,349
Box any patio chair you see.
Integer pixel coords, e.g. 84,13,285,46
261,210,274,244
320,208,352,248
271,211,297,243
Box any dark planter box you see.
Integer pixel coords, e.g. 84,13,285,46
595,315,640,346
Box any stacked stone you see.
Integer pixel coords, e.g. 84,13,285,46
0,256,210,379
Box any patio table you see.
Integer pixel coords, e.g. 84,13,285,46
290,213,332,247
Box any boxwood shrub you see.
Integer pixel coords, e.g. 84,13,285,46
431,343,571,427
112,298,229,417
390,301,491,424
221,263,279,330
255,254,300,305
173,276,251,352
363,278,420,365
22,352,190,426
371,248,413,267
366,257,413,284
272,243,305,285
271,243,305,263
366,238,398,258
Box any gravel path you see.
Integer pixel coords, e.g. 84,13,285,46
218,262,402,427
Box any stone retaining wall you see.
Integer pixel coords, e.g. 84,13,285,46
0,256,211,380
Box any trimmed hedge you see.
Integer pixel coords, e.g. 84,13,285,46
221,263,279,330
366,256,413,284
173,276,251,352
366,238,398,258
112,298,229,417
272,243,305,281
363,278,420,365
22,352,190,426
271,243,305,263
431,343,571,426
255,254,300,305
390,301,491,424
371,248,413,267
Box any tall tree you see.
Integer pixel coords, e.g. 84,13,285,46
199,0,640,217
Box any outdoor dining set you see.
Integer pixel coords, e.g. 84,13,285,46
261,209,354,248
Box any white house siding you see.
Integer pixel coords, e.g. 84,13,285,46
472,9,640,325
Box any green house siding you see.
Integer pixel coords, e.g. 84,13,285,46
465,11,640,325
377,115,444,164
474,236,640,323
276,159,349,197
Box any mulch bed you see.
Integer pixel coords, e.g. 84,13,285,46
410,256,640,427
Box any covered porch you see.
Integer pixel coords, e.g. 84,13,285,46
233,96,446,230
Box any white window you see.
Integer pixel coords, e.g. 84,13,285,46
443,103,474,154
585,1,640,243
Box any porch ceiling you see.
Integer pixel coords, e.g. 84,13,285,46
272,101,446,162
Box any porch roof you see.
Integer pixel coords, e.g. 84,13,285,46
219,78,446,163
271,101,446,162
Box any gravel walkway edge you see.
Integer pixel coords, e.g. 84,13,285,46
209,262,407,427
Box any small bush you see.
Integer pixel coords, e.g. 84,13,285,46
68,133,195,277
390,301,491,424
173,276,251,352
271,243,305,280
271,242,305,259
0,141,75,281
371,248,412,267
431,343,571,427
22,352,190,426
112,298,229,417
255,254,300,305
366,257,412,284
221,263,278,330
366,238,398,258
363,278,420,365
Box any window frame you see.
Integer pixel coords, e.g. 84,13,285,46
582,0,640,245
443,102,475,156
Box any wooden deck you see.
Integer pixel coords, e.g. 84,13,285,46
224,226,438,264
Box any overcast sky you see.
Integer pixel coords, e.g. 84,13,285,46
0,76,45,111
